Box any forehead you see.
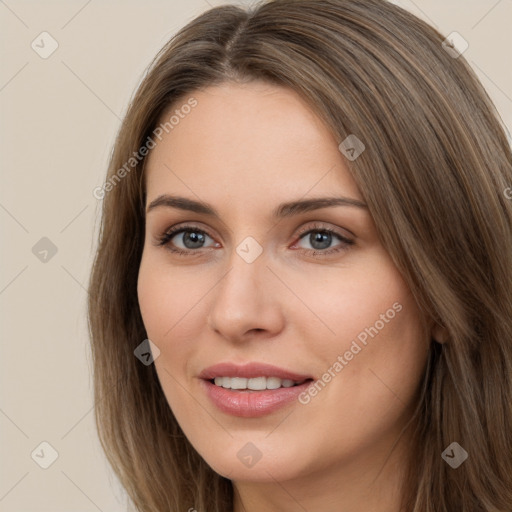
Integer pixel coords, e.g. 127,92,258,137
145,81,363,206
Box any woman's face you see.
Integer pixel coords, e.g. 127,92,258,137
137,81,429,485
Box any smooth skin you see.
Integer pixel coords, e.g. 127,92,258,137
137,81,431,512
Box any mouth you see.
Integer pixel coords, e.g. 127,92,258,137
209,376,310,391
199,362,314,418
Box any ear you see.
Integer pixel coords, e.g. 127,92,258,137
431,322,448,344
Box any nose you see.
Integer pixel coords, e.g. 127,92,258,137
206,249,285,343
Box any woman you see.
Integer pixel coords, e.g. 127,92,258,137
88,0,512,511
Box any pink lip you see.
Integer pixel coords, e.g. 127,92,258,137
199,362,313,418
199,362,312,381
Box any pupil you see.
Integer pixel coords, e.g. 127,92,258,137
183,231,205,249
310,231,331,250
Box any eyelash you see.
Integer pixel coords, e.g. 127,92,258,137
155,222,355,258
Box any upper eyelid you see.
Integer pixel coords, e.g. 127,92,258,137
295,222,353,239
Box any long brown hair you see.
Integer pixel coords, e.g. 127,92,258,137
88,1,512,510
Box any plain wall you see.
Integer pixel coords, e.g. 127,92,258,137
1,0,511,510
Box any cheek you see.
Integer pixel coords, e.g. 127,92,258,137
137,253,222,421
137,253,206,341
287,257,415,359
287,265,427,463
137,257,207,416
293,256,428,403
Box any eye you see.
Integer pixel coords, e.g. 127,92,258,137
155,222,354,258
292,223,354,256
156,224,219,254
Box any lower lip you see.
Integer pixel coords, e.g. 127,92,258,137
201,379,312,418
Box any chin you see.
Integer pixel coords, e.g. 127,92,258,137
198,442,311,483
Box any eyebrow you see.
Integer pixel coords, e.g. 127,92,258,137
146,194,367,218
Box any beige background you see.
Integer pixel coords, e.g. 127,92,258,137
1,0,511,510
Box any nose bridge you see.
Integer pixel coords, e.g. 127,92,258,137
215,247,267,316
207,242,284,340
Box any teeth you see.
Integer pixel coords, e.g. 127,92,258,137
266,377,281,389
248,377,266,390
213,376,302,390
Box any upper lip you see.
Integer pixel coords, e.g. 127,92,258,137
199,362,313,382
